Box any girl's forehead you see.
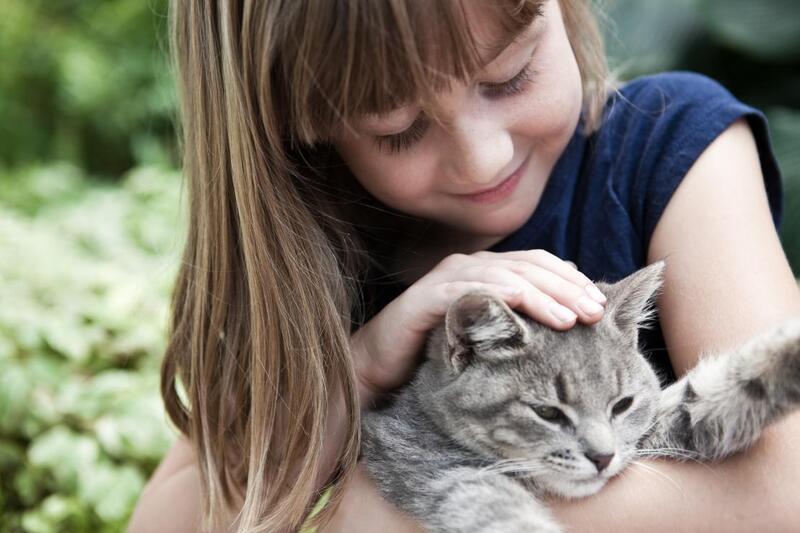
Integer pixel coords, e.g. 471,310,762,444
280,0,547,144
466,1,544,64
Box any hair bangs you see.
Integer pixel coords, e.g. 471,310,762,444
277,0,544,146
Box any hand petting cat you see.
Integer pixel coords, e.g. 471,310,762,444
361,261,800,533
352,250,608,405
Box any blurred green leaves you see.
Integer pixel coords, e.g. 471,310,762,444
0,1,798,531
702,0,800,61
0,164,182,531
0,0,175,175
605,0,800,273
768,108,800,271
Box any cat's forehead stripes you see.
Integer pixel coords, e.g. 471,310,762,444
554,373,571,404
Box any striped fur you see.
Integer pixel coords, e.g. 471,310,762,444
361,262,800,532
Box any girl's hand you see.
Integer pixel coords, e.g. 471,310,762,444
352,250,607,401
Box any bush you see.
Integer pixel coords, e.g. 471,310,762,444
0,164,183,532
605,0,800,274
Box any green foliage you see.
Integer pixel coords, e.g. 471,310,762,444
768,108,800,272
0,2,797,531
0,164,183,532
0,0,176,176
605,0,800,274
701,0,800,61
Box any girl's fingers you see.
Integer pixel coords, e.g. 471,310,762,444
473,250,607,305
462,259,604,323
473,250,606,303
443,265,581,324
405,280,522,331
411,280,578,331
510,260,605,322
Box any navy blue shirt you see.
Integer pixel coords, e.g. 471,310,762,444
358,72,783,383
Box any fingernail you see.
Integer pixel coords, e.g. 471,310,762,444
585,284,607,304
578,296,603,315
550,304,577,323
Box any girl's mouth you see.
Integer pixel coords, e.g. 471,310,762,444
459,154,530,205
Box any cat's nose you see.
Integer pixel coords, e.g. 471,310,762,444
585,452,614,472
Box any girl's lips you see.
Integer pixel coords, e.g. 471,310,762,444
459,154,530,204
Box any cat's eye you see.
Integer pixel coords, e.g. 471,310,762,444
532,405,569,424
612,396,634,416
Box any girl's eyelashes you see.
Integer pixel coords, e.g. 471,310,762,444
374,117,430,154
372,61,538,155
480,63,537,99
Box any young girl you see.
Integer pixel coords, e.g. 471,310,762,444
130,0,800,531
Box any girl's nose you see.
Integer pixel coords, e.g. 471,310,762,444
442,115,514,187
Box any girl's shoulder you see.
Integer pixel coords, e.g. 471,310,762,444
617,70,733,102
588,70,781,245
601,71,758,138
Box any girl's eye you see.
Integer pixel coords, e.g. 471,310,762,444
373,62,537,155
480,62,537,99
374,117,430,155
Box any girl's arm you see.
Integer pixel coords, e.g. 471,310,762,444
549,118,800,531
324,118,800,532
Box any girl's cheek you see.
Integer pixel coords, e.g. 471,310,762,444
520,65,582,144
381,161,437,203
353,157,435,208
516,5,584,140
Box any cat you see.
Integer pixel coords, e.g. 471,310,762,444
360,261,800,533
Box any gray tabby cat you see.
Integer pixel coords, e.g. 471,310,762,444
361,261,800,533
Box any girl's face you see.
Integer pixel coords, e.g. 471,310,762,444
333,0,583,249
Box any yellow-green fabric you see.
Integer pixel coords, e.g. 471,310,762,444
299,486,333,533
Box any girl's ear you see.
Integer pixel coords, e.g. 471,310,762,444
444,291,530,373
596,261,666,339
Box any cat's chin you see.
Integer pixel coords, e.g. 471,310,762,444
541,476,609,499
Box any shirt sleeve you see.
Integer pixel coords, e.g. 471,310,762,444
599,71,783,255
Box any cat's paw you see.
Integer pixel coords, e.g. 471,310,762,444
466,514,562,533
502,516,563,533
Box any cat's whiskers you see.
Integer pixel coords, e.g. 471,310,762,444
635,447,705,462
466,458,549,480
627,461,684,494
634,448,717,476
637,414,664,440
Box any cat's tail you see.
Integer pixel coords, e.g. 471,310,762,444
640,319,800,461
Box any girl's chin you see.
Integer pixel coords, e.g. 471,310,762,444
455,204,536,239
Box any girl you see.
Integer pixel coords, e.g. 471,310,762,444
130,0,800,531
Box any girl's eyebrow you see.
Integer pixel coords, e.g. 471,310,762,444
477,31,529,66
476,8,547,65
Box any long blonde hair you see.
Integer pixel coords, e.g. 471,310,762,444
161,1,609,531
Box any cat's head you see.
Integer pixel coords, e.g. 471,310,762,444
419,261,666,499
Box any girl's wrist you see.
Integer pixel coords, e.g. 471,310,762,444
350,327,382,409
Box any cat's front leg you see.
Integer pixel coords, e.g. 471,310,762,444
641,320,800,460
413,467,561,533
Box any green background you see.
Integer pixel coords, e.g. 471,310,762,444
0,0,798,530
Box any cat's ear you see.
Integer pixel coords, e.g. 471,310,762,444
444,290,530,373
596,261,665,337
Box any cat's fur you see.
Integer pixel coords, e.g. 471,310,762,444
361,262,800,533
